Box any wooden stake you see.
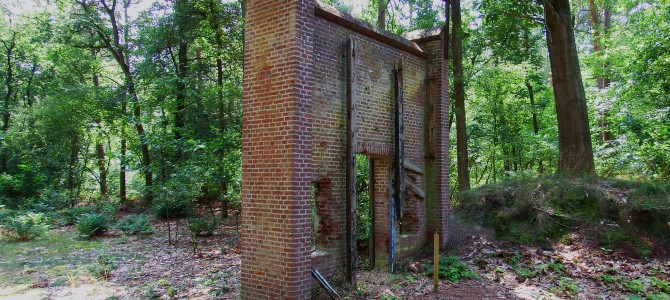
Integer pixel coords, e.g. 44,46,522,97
433,232,439,293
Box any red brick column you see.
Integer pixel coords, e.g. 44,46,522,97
433,32,451,246
421,34,451,246
241,1,314,299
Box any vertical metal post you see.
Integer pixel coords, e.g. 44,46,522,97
345,37,357,286
393,59,405,224
391,59,405,273
369,158,375,269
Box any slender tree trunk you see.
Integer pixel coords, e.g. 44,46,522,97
1,33,16,173
25,63,37,108
91,51,108,199
377,0,388,29
123,1,152,203
175,41,188,160
526,78,544,174
544,0,595,174
174,0,189,161
524,30,543,174
120,106,127,204
452,0,470,190
589,0,613,144
209,0,230,218
68,132,80,201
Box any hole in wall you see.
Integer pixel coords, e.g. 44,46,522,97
355,154,372,254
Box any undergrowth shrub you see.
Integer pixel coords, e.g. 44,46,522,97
0,211,50,241
88,251,117,280
76,213,109,238
115,214,154,235
422,255,477,282
187,217,217,236
152,197,191,219
58,206,97,225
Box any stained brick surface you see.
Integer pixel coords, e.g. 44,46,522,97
242,1,449,298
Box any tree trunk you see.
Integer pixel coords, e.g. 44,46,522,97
377,0,388,29
67,132,80,201
452,0,470,190
1,33,16,173
544,0,595,174
175,41,188,160
526,78,544,174
589,0,613,144
174,0,189,160
120,101,127,203
91,53,108,199
209,0,230,218
525,30,543,174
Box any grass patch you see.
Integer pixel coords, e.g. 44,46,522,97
0,230,103,286
422,255,478,283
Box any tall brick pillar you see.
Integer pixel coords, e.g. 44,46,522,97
434,31,451,246
241,0,314,299
421,31,451,246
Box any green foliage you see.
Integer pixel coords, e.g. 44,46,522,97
76,213,109,238
58,205,96,225
0,165,46,209
556,278,580,298
187,217,217,236
152,196,191,219
0,211,50,241
422,255,478,283
88,252,117,280
115,214,154,235
355,154,371,250
621,279,647,294
457,176,670,248
651,277,670,294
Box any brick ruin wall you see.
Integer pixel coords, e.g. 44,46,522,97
242,1,450,299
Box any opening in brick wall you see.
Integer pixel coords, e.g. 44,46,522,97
355,154,373,260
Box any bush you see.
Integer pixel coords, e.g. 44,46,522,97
187,217,217,236
0,212,50,241
0,165,46,209
58,206,97,225
76,213,109,238
115,214,154,235
422,255,478,283
152,197,191,219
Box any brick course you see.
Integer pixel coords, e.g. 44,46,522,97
242,1,449,298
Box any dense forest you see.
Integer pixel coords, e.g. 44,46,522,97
1,0,668,214
1,0,669,299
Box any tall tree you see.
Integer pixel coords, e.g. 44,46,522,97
589,0,612,144
76,0,154,202
544,0,595,174
452,0,470,190
1,32,15,172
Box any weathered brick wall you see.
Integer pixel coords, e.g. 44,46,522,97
310,5,437,273
421,37,451,245
242,0,315,299
242,0,449,298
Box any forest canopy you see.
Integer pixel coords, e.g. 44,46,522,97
0,0,668,211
